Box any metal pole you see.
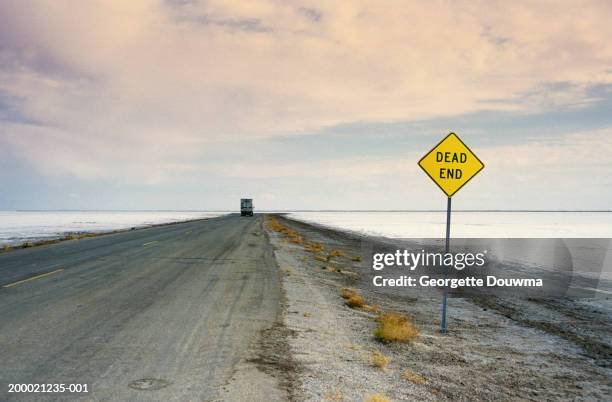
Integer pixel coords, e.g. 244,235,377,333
440,196,451,333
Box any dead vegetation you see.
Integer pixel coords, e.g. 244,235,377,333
400,369,427,385
266,216,326,254
266,217,362,282
328,249,345,259
340,288,366,308
328,249,364,264
77,233,96,239
346,294,366,308
364,393,391,402
340,287,357,299
374,312,419,343
266,216,305,244
304,241,324,253
370,350,390,370
340,288,379,311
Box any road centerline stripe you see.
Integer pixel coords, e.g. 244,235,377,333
3,268,65,288
142,240,159,246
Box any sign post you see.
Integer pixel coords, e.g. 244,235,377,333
440,196,451,332
418,132,484,333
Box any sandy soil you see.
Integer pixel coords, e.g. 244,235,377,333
266,215,611,401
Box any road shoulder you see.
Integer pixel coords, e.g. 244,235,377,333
222,219,298,401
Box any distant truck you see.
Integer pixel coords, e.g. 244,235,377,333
240,198,254,216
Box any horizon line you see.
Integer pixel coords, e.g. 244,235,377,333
5,209,612,213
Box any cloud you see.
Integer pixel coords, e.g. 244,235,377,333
0,0,611,203
197,127,612,209
214,127,612,182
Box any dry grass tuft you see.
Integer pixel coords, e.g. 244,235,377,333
328,249,345,259
371,350,390,370
374,312,419,343
78,233,97,239
401,369,427,385
303,312,312,318
337,286,370,311
21,242,33,248
340,288,366,308
351,255,362,262
364,393,391,402
265,216,328,255
304,241,324,253
266,216,304,244
346,293,366,308
315,255,328,263
1,244,12,252
340,288,357,299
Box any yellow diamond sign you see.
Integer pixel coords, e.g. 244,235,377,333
418,132,484,197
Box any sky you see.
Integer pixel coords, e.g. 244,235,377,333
1,0,611,211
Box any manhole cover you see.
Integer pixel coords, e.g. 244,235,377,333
128,378,171,391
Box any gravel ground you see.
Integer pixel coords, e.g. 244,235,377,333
266,215,612,401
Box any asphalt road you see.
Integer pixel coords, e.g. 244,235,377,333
0,214,282,401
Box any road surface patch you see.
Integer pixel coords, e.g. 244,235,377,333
3,268,64,288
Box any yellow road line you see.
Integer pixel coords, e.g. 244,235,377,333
3,268,64,288
142,241,158,246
